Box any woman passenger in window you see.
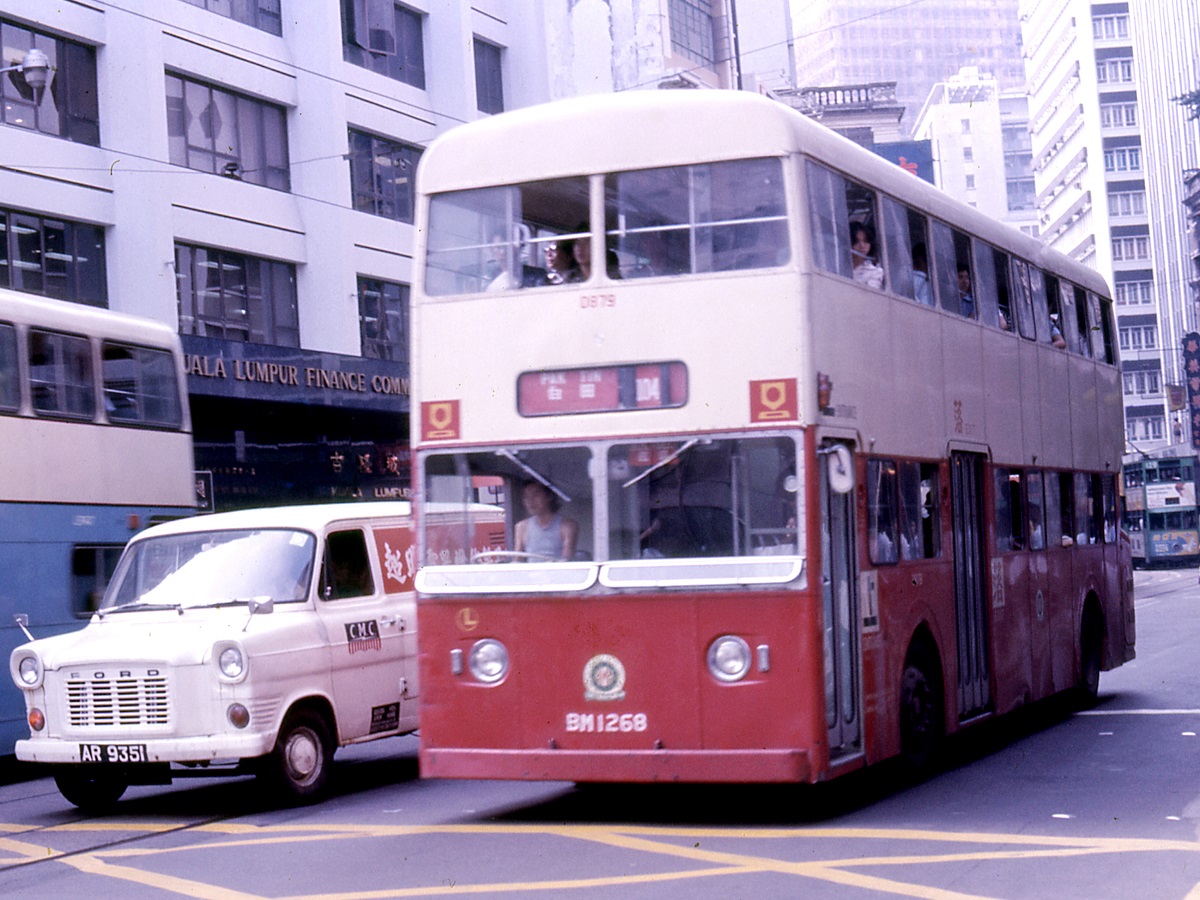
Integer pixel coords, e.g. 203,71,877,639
850,222,884,290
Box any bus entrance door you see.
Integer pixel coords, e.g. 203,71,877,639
950,452,991,719
820,442,861,758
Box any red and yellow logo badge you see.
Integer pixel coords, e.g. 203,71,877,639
421,400,460,440
749,378,797,422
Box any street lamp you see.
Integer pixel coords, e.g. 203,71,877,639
0,47,51,96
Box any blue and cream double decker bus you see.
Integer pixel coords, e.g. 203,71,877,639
1122,453,1200,566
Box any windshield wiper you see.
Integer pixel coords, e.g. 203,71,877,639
496,450,571,503
98,601,183,618
622,439,700,489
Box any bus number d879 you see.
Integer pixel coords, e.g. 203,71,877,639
565,712,648,733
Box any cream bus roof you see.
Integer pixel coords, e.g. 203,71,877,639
416,90,1108,299
0,286,181,349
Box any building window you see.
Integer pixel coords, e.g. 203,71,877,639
1109,190,1146,217
474,39,504,115
1104,147,1141,172
961,118,971,134
341,0,425,89
1115,280,1153,306
1113,236,1150,261
1007,178,1035,212
668,0,716,68
965,174,976,190
0,18,99,145
0,208,106,305
1119,325,1158,351
1093,14,1129,40
180,0,283,35
166,74,289,190
347,129,421,222
175,243,298,347
963,146,974,162
358,276,409,362
1096,58,1134,84
1100,102,1138,128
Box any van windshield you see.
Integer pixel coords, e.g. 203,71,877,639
102,529,317,611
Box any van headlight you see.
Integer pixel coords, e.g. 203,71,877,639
707,635,751,683
214,642,247,682
11,652,42,689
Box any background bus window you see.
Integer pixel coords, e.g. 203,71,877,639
1045,471,1066,547
994,468,1024,552
29,329,95,418
1009,258,1037,340
72,545,124,616
1026,470,1046,550
606,158,788,277
1102,474,1118,542
0,322,17,411
424,177,590,295
102,342,184,427
899,461,939,559
867,458,899,564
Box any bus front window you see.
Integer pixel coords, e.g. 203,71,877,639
422,446,594,564
607,436,798,560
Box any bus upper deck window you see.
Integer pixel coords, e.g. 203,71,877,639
605,157,788,279
425,177,590,296
0,322,17,411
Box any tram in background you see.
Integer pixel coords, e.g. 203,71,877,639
1122,453,1200,566
0,288,195,755
409,90,1135,785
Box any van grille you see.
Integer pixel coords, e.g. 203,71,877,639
65,673,170,727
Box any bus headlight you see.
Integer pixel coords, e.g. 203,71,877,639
468,639,509,684
13,653,42,689
707,635,751,683
215,643,247,682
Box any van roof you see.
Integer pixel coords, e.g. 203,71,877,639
135,502,414,540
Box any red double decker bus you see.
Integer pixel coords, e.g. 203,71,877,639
410,90,1134,783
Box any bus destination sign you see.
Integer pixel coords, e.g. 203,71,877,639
518,362,687,417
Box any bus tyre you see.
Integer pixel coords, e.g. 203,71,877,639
899,655,943,773
54,769,127,811
262,709,334,804
1076,609,1102,708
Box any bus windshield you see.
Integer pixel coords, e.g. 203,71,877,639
421,434,799,571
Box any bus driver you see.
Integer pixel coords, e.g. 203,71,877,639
515,481,579,561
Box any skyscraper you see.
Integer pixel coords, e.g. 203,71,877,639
791,0,1025,134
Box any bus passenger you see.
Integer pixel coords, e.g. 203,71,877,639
1049,314,1067,349
850,222,884,290
515,481,579,561
957,265,975,318
545,241,578,284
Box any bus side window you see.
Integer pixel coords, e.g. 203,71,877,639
931,221,966,316
1071,284,1093,357
1026,470,1046,551
1102,475,1118,542
0,321,17,411
867,458,899,564
880,198,928,304
1010,258,1037,340
1057,471,1077,545
805,160,852,279
1092,293,1117,364
971,240,1000,327
1045,470,1066,547
1074,473,1099,545
1044,273,1067,349
994,468,1024,552
992,248,1014,332
899,461,940,560
29,328,96,418
1028,265,1057,347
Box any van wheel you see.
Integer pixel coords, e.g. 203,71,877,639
54,769,127,811
899,654,943,773
262,710,334,804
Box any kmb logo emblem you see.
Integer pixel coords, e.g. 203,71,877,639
422,400,460,440
749,378,797,422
